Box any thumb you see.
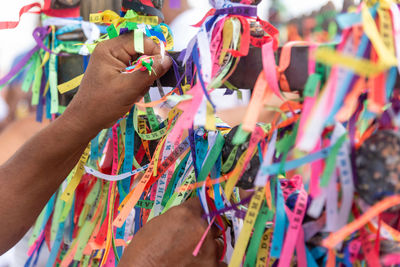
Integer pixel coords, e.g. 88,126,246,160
182,197,204,216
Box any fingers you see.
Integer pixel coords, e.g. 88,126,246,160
182,197,204,217
101,31,162,66
119,55,172,99
215,237,225,262
182,197,226,239
195,232,224,266
210,221,225,239
151,55,173,80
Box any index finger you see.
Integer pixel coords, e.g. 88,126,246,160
102,31,162,66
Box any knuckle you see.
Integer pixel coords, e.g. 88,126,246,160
169,204,192,219
202,238,218,256
191,219,208,238
93,41,108,55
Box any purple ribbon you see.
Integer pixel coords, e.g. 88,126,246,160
224,89,234,95
0,27,50,86
169,0,181,9
32,26,55,55
185,56,193,85
36,70,46,122
214,6,257,17
170,55,183,93
119,27,129,35
234,210,246,219
188,127,198,178
178,48,186,62
202,192,254,219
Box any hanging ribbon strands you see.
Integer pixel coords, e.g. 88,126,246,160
5,0,400,266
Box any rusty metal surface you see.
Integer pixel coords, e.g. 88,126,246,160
160,46,309,91
51,0,81,9
58,45,310,98
57,46,309,107
58,55,84,106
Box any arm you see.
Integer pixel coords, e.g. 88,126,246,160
0,32,172,254
119,197,225,267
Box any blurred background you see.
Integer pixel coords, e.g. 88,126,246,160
0,0,359,265
0,0,360,85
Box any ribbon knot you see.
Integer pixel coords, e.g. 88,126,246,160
276,66,291,92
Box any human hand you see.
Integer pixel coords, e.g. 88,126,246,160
61,32,172,139
119,197,225,267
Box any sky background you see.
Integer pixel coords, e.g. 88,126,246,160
0,0,353,76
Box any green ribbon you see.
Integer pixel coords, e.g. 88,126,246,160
303,73,321,98
233,124,250,145
107,24,119,39
221,145,239,173
144,92,160,131
197,133,225,183
244,202,275,267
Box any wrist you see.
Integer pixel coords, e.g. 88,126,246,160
56,108,99,144
119,249,159,267
119,237,164,267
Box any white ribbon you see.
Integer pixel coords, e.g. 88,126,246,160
84,164,149,182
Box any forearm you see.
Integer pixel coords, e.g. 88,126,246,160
0,30,171,255
0,114,96,254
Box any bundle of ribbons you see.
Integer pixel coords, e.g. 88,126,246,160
285,9,339,43
3,0,400,266
0,16,101,122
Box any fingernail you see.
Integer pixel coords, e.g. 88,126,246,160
160,53,167,63
161,55,172,68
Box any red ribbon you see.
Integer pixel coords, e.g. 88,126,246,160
139,0,155,7
192,9,217,28
0,2,41,30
